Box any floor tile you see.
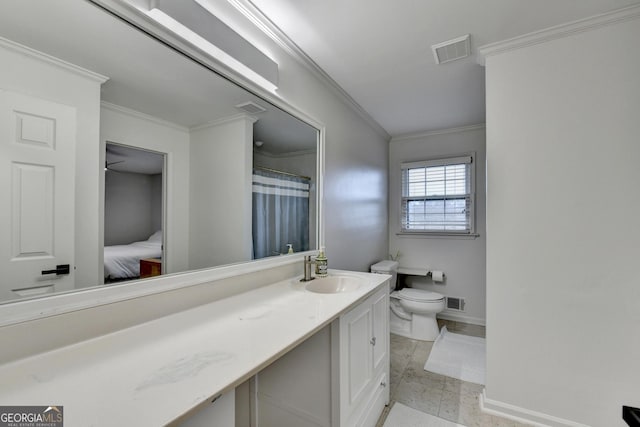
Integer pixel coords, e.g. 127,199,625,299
484,415,518,427
390,345,414,371
402,360,447,390
379,324,522,427
444,377,484,396
390,364,404,398
450,322,486,338
457,392,494,427
384,402,466,427
393,377,443,416
412,339,434,362
437,390,462,422
391,333,418,353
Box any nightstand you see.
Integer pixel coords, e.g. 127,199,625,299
140,258,162,278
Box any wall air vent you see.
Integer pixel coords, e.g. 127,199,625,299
446,296,466,311
432,34,471,64
235,101,267,114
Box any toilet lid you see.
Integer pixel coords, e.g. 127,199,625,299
398,288,444,302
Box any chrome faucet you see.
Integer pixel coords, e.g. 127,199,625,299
300,255,316,282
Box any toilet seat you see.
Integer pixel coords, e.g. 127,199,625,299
398,288,444,302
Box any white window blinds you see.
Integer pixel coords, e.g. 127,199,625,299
401,155,474,233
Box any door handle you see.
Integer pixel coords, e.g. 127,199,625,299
370,337,376,346
41,264,70,275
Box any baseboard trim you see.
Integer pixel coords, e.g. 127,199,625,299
480,389,590,427
436,312,485,326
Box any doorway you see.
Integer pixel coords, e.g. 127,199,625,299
103,142,165,283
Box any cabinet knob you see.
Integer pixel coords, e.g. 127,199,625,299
370,337,376,346
380,381,387,388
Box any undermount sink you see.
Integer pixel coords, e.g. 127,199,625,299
305,276,363,294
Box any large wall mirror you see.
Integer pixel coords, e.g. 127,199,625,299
0,0,320,306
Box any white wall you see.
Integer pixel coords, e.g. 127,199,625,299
151,174,163,232
205,2,391,272
389,127,486,324
100,105,190,275
319,118,389,271
253,150,318,250
484,14,640,427
189,115,254,269
104,171,160,246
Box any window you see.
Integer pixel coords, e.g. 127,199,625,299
401,155,474,234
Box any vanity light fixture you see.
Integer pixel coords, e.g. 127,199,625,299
145,0,279,93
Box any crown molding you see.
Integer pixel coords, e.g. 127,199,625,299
391,123,485,143
101,101,189,132
102,101,256,134
189,112,257,132
226,0,390,141
0,36,109,83
100,101,258,133
477,3,640,65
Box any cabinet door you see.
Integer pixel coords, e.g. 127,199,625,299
341,299,373,413
178,390,234,427
371,289,388,374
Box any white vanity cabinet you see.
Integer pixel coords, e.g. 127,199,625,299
334,286,390,427
253,284,390,427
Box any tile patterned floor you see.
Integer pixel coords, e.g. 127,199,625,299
376,320,531,427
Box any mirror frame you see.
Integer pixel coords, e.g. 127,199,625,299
0,0,325,326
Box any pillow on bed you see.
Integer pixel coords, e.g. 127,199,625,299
147,230,162,243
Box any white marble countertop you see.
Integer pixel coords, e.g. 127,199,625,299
0,269,389,426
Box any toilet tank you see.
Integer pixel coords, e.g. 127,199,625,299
370,260,399,292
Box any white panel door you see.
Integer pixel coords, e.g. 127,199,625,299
0,90,76,300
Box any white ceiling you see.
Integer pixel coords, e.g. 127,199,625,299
106,143,165,174
249,0,640,137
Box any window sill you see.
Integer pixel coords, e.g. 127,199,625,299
396,232,480,240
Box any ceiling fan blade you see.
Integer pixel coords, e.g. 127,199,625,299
105,160,125,172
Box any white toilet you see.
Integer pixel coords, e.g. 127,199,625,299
370,260,445,342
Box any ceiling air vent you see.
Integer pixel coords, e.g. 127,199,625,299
432,34,470,65
235,101,267,114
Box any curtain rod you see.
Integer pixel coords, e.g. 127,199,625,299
253,165,311,181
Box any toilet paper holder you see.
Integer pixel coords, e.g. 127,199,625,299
427,270,445,281
397,267,445,281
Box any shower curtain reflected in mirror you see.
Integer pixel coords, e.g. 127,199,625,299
252,168,310,259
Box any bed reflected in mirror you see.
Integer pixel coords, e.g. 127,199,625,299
104,143,165,283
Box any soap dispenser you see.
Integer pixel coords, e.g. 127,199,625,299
287,244,294,254
315,247,328,277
